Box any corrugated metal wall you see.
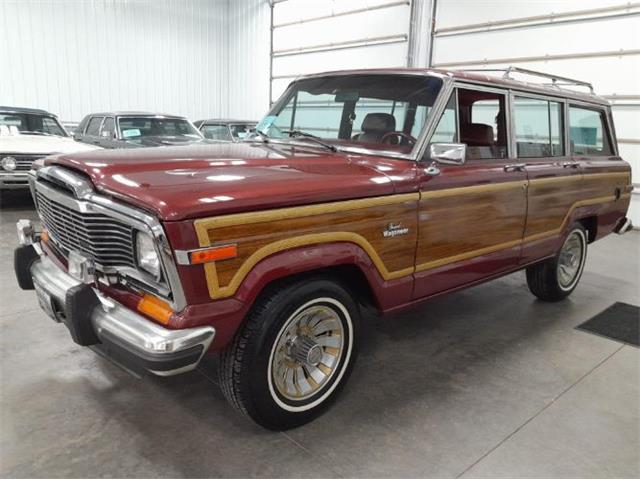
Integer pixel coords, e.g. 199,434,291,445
270,0,412,103
0,0,229,122
227,0,271,121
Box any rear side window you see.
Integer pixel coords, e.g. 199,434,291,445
85,116,103,136
569,106,613,156
201,124,232,141
100,117,115,137
514,97,564,157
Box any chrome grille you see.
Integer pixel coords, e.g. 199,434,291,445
1,153,46,171
36,191,136,268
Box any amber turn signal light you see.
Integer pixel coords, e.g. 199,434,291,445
189,244,237,264
137,294,173,325
40,228,49,243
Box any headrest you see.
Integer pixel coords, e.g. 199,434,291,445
361,113,396,133
463,123,494,145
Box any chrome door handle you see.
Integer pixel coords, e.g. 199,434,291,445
504,163,526,172
562,161,580,168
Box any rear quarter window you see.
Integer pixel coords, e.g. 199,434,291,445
85,117,103,136
569,106,613,156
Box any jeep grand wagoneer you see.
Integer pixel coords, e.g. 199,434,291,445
15,68,632,429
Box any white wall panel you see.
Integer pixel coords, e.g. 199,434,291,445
433,16,640,66
273,5,409,51
270,0,412,103
0,0,228,122
432,0,640,225
435,0,635,29
271,42,408,99
227,0,271,120
274,0,405,24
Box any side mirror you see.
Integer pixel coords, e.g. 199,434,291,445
429,143,466,166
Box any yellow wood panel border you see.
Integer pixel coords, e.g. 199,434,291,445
203,232,416,300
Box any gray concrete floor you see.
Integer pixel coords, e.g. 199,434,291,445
1,190,638,478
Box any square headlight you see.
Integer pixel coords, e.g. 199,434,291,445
136,231,161,278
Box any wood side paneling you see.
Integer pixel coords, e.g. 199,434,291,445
194,194,420,299
415,181,527,271
525,172,631,241
193,172,631,301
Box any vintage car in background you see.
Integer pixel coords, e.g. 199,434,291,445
73,111,206,148
0,106,100,190
194,118,257,142
61,121,80,136
14,68,632,429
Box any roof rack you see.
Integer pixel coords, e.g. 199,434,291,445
457,66,595,94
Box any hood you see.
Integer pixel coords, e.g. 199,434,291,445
121,135,209,148
47,142,410,221
0,134,102,154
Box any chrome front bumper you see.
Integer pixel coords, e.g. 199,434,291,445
17,248,215,376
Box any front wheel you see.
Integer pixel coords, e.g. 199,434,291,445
526,223,588,302
218,277,359,430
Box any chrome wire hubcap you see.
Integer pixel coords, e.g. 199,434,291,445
272,305,344,401
558,232,583,288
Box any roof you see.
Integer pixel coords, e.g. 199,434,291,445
0,106,57,116
293,68,609,106
85,111,188,118
196,118,257,125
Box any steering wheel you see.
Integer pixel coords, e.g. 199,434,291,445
381,131,417,147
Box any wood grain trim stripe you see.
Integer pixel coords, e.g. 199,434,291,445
203,232,416,299
194,192,420,245
196,173,631,300
528,172,631,187
421,180,526,199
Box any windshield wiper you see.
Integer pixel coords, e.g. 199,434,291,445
282,130,337,152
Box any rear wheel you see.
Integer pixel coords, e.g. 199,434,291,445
218,277,359,430
526,223,588,302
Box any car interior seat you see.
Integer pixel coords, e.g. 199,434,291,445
353,113,396,143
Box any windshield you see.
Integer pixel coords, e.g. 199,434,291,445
255,74,443,155
0,112,68,137
118,117,202,140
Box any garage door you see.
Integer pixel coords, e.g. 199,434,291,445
431,0,640,225
270,0,412,104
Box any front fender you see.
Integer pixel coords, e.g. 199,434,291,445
232,241,414,311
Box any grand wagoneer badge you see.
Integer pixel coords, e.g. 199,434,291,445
383,222,409,238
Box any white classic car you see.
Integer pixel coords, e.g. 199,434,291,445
1,107,101,190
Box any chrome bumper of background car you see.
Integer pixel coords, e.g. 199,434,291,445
20,250,215,377
0,172,30,189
